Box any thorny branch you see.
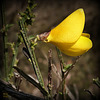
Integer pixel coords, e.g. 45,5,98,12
0,79,45,100
54,56,80,99
47,49,53,99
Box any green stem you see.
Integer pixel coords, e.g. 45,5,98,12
1,0,8,81
9,42,19,77
56,48,65,99
3,33,8,81
54,56,80,99
56,48,65,69
19,19,44,87
93,77,100,88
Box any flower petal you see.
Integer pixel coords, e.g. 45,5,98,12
59,36,92,56
82,33,90,38
47,8,85,44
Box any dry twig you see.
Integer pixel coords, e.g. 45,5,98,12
0,79,45,100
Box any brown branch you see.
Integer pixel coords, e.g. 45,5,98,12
54,56,80,99
47,49,52,95
0,79,45,100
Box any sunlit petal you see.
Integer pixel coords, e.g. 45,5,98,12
58,36,92,56
47,8,85,44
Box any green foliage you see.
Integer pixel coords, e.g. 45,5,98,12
7,42,15,55
0,24,13,33
18,0,46,94
93,77,100,88
63,64,72,72
19,0,36,26
28,35,35,40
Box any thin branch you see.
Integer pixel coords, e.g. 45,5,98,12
54,56,80,98
9,42,19,76
14,67,48,96
73,84,79,100
52,64,76,100
56,48,66,100
13,72,22,91
84,89,96,100
0,0,8,81
56,47,65,72
52,64,61,81
47,49,53,99
19,19,44,87
66,86,76,100
0,79,45,100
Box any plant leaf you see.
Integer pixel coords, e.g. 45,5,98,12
93,77,100,88
63,64,72,72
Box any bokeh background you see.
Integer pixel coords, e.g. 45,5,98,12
0,0,100,100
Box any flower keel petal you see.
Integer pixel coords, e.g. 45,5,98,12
60,36,92,56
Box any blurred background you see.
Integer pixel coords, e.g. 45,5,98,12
0,0,100,100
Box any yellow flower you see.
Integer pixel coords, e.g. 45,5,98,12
46,8,92,56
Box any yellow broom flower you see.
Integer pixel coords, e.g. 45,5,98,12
41,8,92,56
